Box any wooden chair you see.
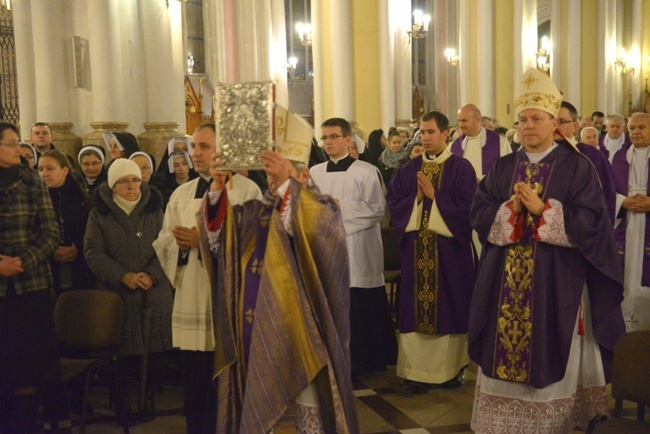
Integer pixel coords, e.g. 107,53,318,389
587,330,650,433
381,227,402,310
54,290,129,434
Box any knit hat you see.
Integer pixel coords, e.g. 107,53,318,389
515,68,562,117
108,158,142,188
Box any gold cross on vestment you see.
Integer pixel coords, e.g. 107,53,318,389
626,314,638,329
507,320,524,344
521,74,538,89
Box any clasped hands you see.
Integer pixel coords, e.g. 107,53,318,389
121,271,154,291
512,182,545,216
0,254,23,277
622,193,650,213
53,244,77,263
416,171,435,202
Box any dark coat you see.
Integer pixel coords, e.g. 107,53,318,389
84,182,172,356
48,172,95,293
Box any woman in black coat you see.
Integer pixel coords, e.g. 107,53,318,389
38,150,94,294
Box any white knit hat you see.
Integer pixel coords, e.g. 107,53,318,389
108,158,142,188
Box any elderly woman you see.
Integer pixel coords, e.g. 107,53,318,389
0,122,60,432
78,145,107,192
152,151,197,208
129,152,156,184
84,159,172,423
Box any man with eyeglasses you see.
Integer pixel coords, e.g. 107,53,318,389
598,113,631,161
309,117,397,376
555,101,616,224
153,121,261,434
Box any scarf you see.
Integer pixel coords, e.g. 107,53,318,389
113,192,141,216
380,146,408,169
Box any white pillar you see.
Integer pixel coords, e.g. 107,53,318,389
393,0,412,125
566,0,582,111
630,0,643,112
550,0,561,87
31,0,70,122
379,0,395,132
86,0,125,121
139,0,185,125
477,0,494,116
268,0,289,108
329,0,354,119
204,0,229,84
513,0,537,80
458,0,469,104
12,0,36,137
598,0,617,114
311,0,324,129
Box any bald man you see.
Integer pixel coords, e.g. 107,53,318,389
450,104,511,180
598,113,631,162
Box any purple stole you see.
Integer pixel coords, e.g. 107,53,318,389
450,130,501,176
611,148,650,286
493,158,555,385
241,206,273,367
599,133,632,159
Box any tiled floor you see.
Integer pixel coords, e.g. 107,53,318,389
43,365,645,433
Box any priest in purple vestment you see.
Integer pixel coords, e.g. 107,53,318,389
469,68,625,433
387,111,477,394
200,144,359,433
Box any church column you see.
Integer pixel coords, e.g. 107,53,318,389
30,0,70,123
84,0,127,148
458,0,469,104
477,0,494,117
311,0,324,130
597,0,617,114
12,0,35,138
138,0,184,161
394,0,412,127
330,0,354,120
513,0,537,80
566,0,582,110
630,0,643,112
378,0,395,132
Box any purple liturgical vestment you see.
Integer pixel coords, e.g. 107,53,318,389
469,144,625,389
450,129,502,176
576,141,617,224
387,154,477,335
598,133,632,160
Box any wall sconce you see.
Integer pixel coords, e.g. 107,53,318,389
614,48,637,75
536,36,551,73
407,10,430,40
286,56,298,74
0,0,11,11
444,48,459,66
296,23,313,47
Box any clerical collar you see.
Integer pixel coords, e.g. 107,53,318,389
329,153,349,164
326,155,355,172
425,151,443,160
200,173,212,182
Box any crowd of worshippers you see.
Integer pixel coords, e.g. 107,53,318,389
0,67,647,434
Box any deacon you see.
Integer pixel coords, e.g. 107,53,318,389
201,141,358,432
611,112,650,331
387,111,477,394
469,68,625,433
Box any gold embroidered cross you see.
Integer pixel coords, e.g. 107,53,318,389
521,74,538,89
249,258,263,274
245,308,254,324
507,320,524,344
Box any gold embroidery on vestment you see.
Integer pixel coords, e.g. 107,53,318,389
415,161,443,335
494,161,551,383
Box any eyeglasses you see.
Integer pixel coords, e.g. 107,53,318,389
114,178,142,186
319,134,347,143
0,142,20,149
81,161,102,168
558,119,574,125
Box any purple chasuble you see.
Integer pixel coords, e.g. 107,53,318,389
469,144,625,388
242,206,273,367
576,142,617,225
611,147,650,286
387,154,477,335
598,133,632,159
449,129,502,176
